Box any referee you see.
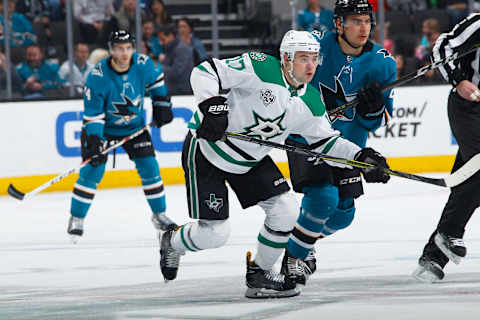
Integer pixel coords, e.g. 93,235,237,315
413,13,480,282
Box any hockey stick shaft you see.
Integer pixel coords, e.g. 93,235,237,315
8,123,152,201
328,45,480,116
224,132,480,187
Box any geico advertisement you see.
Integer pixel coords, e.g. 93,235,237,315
1,96,196,177
1,86,458,178
367,85,458,157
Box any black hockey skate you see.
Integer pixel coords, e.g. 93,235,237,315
304,247,317,275
281,249,315,286
67,216,84,244
245,251,299,299
412,255,445,283
159,224,183,282
434,232,466,265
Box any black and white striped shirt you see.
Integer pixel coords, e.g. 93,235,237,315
433,13,480,87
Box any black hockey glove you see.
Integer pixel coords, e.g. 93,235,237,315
354,147,390,183
152,96,173,128
82,134,107,167
356,81,385,120
196,96,229,142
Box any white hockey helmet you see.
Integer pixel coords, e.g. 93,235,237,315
279,30,320,65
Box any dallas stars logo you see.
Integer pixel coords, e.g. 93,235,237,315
205,193,224,213
111,94,141,125
243,111,286,140
319,77,356,122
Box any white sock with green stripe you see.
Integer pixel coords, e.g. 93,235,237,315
171,220,230,252
254,224,290,270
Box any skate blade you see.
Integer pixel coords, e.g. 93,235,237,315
412,266,441,283
434,235,463,265
69,234,81,244
245,287,300,299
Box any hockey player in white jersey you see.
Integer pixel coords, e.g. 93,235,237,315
159,30,391,298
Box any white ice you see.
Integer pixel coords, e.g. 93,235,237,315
1,175,480,320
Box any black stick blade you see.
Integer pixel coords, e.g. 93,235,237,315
8,184,25,200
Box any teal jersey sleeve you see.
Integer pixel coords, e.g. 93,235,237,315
144,55,168,98
83,62,107,137
354,46,397,132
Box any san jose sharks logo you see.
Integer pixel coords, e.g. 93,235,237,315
111,94,141,125
319,77,356,123
243,111,286,140
377,48,395,60
205,193,224,213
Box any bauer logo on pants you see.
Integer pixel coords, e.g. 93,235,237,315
205,193,224,213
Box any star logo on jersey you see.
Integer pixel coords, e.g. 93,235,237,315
319,77,356,123
243,111,286,140
205,193,224,213
111,94,141,125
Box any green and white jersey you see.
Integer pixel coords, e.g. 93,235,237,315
189,52,361,174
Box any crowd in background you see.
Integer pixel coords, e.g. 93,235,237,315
297,0,480,85
0,0,208,99
2,0,480,100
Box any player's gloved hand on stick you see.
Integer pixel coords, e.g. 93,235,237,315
84,134,107,167
196,96,229,142
152,97,173,128
354,147,390,183
356,81,385,119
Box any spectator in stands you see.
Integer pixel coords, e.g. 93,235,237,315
16,44,64,98
113,0,146,11
88,48,109,65
386,0,426,14
415,18,443,84
142,19,162,61
46,0,64,21
394,53,407,79
0,50,23,98
110,0,137,34
415,18,440,62
318,0,334,10
176,17,208,65
297,0,334,32
445,0,469,28
0,0,37,47
15,0,49,22
73,0,114,45
58,43,93,96
15,1,61,61
146,0,171,32
374,21,394,54
157,24,194,95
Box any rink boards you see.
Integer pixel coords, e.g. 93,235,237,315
0,85,458,195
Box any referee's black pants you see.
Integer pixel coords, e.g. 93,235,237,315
423,91,480,266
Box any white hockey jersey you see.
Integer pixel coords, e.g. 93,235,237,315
189,52,361,174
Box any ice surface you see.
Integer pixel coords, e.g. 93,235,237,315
1,175,480,319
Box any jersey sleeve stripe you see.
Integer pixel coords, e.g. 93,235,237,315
83,114,105,121
320,136,340,154
146,80,165,91
146,74,165,91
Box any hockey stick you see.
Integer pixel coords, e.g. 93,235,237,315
7,123,153,201
224,132,480,188
328,44,480,117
